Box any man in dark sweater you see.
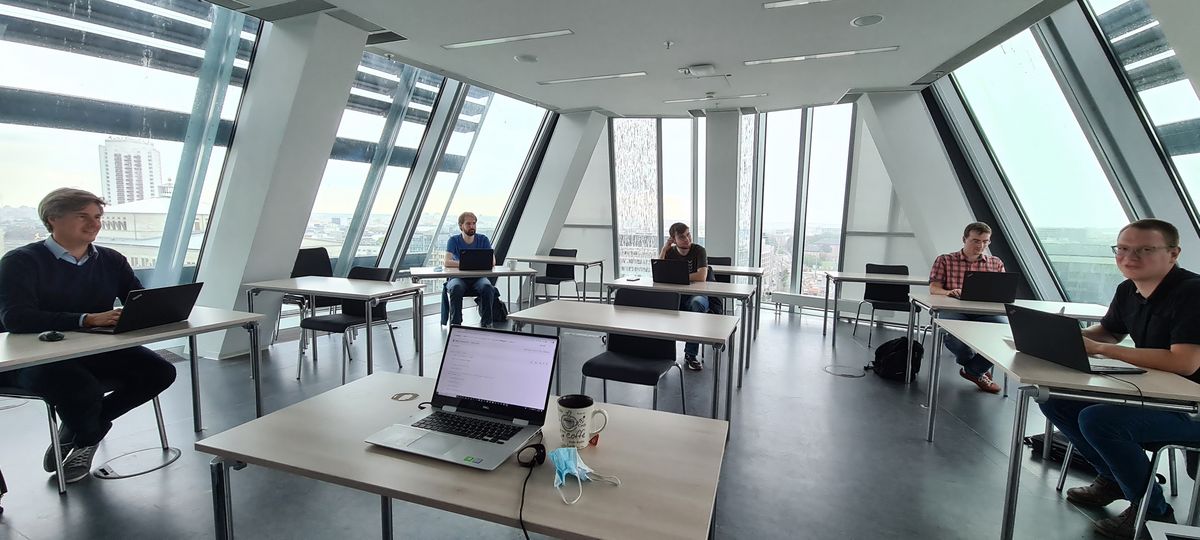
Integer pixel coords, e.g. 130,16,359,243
659,222,711,371
0,188,176,484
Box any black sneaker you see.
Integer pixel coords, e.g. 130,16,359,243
1094,503,1175,539
42,430,73,473
1066,475,1125,507
60,444,99,484
684,355,703,371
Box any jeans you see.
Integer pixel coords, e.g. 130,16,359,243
938,311,1004,377
444,277,497,326
680,295,710,357
12,346,176,447
1040,399,1200,515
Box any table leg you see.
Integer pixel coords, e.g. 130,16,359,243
309,294,318,365
381,496,393,540
831,280,842,349
414,291,424,377
822,274,831,335
365,299,375,376
244,320,263,418
1001,387,1036,540
925,317,943,443
555,327,562,395
754,276,761,339
581,264,587,302
599,263,605,302
1042,418,1053,461
211,458,235,540
711,341,722,420
189,335,202,433
905,301,917,384
726,333,736,423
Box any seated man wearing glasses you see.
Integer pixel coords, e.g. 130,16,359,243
929,221,1006,393
1041,219,1200,539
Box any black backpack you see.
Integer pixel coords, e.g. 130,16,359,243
474,296,509,323
868,337,924,382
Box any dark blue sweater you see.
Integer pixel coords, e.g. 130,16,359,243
0,241,141,333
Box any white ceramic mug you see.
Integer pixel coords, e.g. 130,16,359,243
557,394,608,448
507,259,517,270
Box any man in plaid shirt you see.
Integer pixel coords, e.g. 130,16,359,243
929,222,1005,393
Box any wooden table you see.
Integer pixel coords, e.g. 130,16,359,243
604,278,758,389
408,265,539,313
934,319,1200,540
822,271,929,349
509,255,605,302
0,307,263,431
509,300,740,422
197,373,728,540
244,277,425,377
710,264,764,339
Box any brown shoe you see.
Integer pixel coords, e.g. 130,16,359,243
1094,502,1175,539
1066,475,1125,508
958,369,1000,393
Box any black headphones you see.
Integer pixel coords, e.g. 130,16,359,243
517,443,545,468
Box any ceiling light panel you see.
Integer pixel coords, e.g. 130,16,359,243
763,0,834,8
663,93,768,104
442,29,573,49
538,71,647,85
744,46,898,66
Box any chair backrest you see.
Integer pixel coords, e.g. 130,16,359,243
608,289,680,359
342,266,393,319
864,263,910,304
708,256,732,283
291,247,334,278
546,248,578,279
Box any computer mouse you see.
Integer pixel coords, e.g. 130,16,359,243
38,331,65,342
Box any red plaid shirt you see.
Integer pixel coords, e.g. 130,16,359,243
929,250,1006,290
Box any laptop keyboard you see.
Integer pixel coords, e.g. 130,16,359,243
413,411,522,444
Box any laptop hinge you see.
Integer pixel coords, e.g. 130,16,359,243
513,419,529,426
442,406,456,413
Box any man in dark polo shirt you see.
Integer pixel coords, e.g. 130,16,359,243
659,222,710,371
0,188,176,484
1040,219,1200,539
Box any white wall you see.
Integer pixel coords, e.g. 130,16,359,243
704,111,740,260
551,122,615,290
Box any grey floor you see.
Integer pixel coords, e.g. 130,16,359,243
0,307,1193,539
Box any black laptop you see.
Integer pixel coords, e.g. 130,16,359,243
1005,304,1145,375
81,282,204,334
959,271,1020,303
458,249,494,271
651,258,690,285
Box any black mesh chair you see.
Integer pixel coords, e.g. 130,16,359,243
298,266,402,383
1136,443,1200,533
277,247,341,351
851,263,914,347
581,289,685,413
534,248,580,302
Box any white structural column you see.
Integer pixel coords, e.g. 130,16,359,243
704,111,739,260
1148,0,1200,99
509,111,607,258
856,93,973,264
196,14,368,359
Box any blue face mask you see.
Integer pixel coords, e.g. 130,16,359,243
548,447,621,505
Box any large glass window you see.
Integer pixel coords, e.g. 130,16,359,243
0,0,260,285
735,114,757,266
760,110,802,295
612,118,660,277
954,30,1130,304
696,118,707,245
661,119,693,237
799,104,853,297
1085,0,1200,213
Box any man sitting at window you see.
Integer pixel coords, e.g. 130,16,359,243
929,221,1006,393
659,222,710,371
1042,219,1200,539
0,188,177,483
443,211,498,327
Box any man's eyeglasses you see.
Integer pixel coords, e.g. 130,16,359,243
1111,245,1175,257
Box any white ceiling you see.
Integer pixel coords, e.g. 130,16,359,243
261,0,1058,116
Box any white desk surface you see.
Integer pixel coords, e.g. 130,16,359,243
196,373,727,540
937,319,1200,402
710,265,764,277
605,277,757,299
408,266,538,279
244,277,424,300
0,307,261,373
909,292,1109,320
509,255,604,266
509,300,738,345
826,271,929,285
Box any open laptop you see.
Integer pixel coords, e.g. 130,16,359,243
81,282,203,334
651,258,690,285
1006,304,1146,375
458,248,494,271
365,326,559,471
959,271,1020,303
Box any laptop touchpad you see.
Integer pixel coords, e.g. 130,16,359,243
409,433,461,455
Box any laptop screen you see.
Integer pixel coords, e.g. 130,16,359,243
434,327,557,417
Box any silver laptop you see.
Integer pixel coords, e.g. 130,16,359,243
365,326,559,471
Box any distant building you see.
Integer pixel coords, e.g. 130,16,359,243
97,198,208,270
98,137,165,205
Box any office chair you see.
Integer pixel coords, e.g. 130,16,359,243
580,288,686,413
851,263,915,347
534,248,581,303
298,266,402,383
